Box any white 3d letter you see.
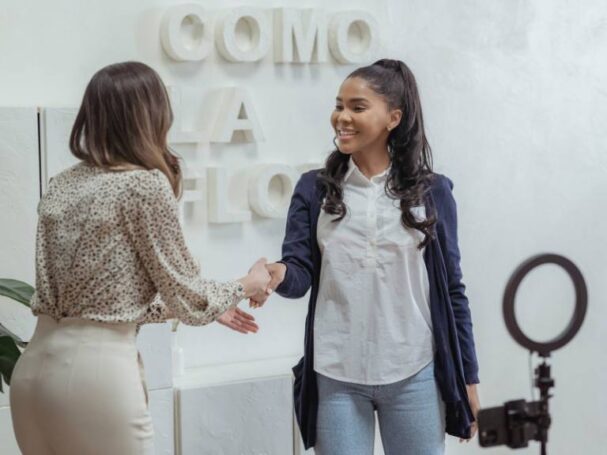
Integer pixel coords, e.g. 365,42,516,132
207,167,252,223
211,87,264,143
181,166,205,203
167,86,207,144
161,4,212,61
274,8,327,63
216,8,270,62
248,164,299,218
329,11,379,64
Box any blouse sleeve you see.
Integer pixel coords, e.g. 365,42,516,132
121,170,245,326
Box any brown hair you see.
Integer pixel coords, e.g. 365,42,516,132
69,61,182,197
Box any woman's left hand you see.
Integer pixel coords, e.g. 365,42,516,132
460,384,481,443
217,307,259,334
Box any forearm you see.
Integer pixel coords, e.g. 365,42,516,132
275,259,312,298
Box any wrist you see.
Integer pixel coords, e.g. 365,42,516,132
275,262,287,278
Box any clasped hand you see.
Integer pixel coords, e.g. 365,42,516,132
249,262,286,308
217,259,285,334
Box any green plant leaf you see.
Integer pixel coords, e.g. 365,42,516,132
0,323,26,347
0,279,34,307
0,334,22,389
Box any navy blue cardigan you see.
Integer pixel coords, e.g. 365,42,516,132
276,170,479,449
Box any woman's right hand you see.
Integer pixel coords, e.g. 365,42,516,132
250,262,286,308
238,258,271,298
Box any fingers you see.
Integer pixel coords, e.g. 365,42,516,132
234,308,259,331
217,307,259,334
249,295,268,309
248,283,272,308
235,307,255,320
233,307,256,321
217,317,247,334
222,314,259,334
231,319,258,333
248,257,268,274
253,257,268,269
459,423,477,443
244,260,283,308
229,323,248,334
469,422,478,438
238,319,259,333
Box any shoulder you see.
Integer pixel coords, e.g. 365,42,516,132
426,173,459,225
48,161,87,185
299,169,322,185
428,172,456,205
294,168,323,197
428,172,454,193
120,169,176,209
126,168,171,192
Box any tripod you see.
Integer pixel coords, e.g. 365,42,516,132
534,356,554,455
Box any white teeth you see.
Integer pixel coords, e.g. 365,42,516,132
338,129,356,136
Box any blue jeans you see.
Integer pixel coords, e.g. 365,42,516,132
315,362,445,455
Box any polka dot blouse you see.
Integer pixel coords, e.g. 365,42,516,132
30,162,245,326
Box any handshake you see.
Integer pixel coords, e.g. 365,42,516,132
218,259,285,334
238,258,287,309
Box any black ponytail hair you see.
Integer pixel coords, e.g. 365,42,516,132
318,58,436,248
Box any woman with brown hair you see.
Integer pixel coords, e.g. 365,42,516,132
9,61,270,455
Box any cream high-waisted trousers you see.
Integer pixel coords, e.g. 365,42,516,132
10,315,154,455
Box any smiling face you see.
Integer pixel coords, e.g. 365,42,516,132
331,76,402,157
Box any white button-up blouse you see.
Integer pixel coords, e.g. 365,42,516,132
314,158,434,385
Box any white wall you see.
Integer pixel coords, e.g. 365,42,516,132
383,2,607,454
1,1,606,454
0,108,39,455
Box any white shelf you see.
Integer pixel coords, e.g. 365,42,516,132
174,355,300,389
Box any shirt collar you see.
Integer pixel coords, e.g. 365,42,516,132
345,157,390,185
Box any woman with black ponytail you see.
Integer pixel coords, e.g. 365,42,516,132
255,59,480,454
